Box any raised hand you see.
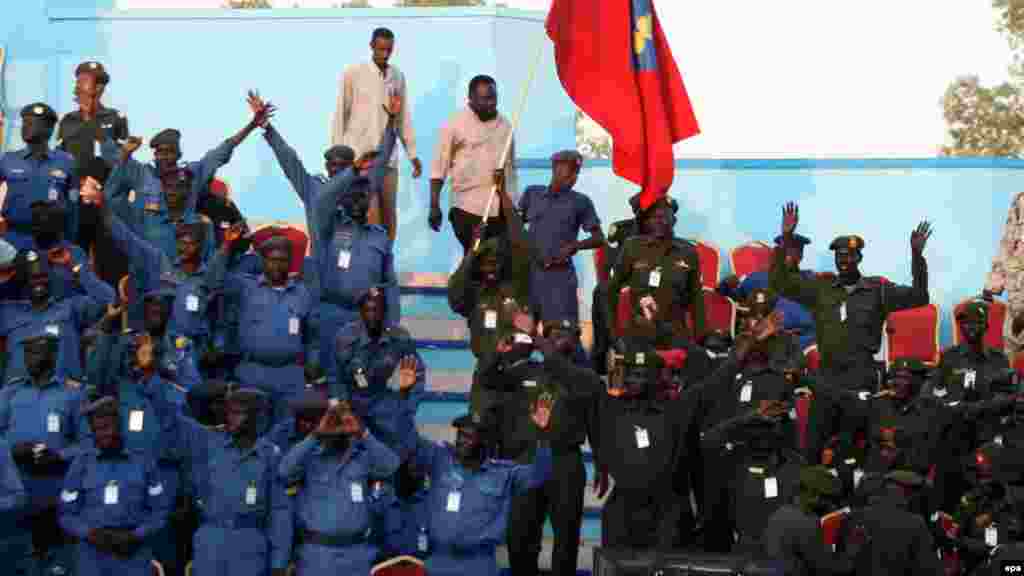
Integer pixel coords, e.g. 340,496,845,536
753,310,785,342
639,295,658,322
781,202,799,237
910,221,932,254
223,222,245,246
246,90,276,128
80,176,104,207
121,136,143,158
397,356,418,392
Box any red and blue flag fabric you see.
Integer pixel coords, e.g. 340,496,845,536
546,0,700,210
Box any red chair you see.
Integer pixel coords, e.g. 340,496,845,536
730,241,774,279
803,344,820,374
251,224,310,276
884,304,941,367
594,246,610,285
371,556,425,576
693,239,721,290
699,287,737,338
615,287,633,338
821,507,849,551
952,298,1007,349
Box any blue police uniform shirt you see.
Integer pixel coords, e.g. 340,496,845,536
518,184,601,267
0,267,114,381
209,250,313,365
0,147,79,238
106,210,213,345
0,438,29,531
0,376,83,505
263,126,335,252
278,434,400,540
101,138,233,263
265,418,303,456
719,270,817,349
177,418,292,571
58,446,170,542
414,440,552,554
21,241,93,302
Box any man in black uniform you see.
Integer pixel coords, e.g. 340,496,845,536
760,465,857,576
491,319,602,576
57,61,129,169
591,216,637,375
951,443,1021,574
697,289,801,552
597,334,690,552
845,470,942,576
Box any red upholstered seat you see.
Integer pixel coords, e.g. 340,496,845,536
371,556,426,576
730,241,774,279
693,239,721,290
885,304,941,367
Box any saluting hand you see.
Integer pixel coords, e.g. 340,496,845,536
753,311,785,342
397,356,418,393
530,394,553,430
781,202,799,237
121,136,142,158
910,221,932,255
246,90,276,128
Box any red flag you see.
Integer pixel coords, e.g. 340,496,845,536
546,0,699,211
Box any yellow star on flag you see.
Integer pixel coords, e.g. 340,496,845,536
634,15,652,55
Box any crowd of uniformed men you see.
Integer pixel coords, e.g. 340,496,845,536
3,26,1024,576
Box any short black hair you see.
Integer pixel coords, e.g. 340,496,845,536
371,27,395,43
468,75,497,97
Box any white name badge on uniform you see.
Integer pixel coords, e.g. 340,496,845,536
996,435,1005,446
964,370,977,390
986,525,998,546
289,317,300,335
94,139,102,157
104,482,119,505
186,294,199,312
853,469,864,488
47,412,61,433
446,491,461,512
129,410,145,432
418,530,428,552
523,380,536,388
649,268,662,288
355,372,369,389
351,482,364,503
764,477,779,499
45,324,60,336
484,310,497,330
246,484,258,506
635,426,650,449
49,188,58,201
337,250,352,269
739,384,752,403
839,303,847,322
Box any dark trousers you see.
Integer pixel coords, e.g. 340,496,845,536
449,207,506,254
702,452,737,553
508,447,586,576
601,484,681,551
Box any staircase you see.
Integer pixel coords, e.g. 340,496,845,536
398,273,604,572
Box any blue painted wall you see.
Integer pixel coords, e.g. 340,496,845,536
3,3,1024,347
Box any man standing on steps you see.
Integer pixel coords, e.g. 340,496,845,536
331,27,421,242
429,75,518,253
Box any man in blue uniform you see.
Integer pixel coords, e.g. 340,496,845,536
179,387,292,576
0,103,79,250
213,228,313,428
279,399,401,576
0,437,31,575
334,285,425,460
517,150,604,322
0,332,83,574
719,234,817,350
312,104,400,392
409,401,553,576
100,95,271,262
0,248,114,382
59,396,171,576
84,178,215,361
265,383,328,456
27,199,93,301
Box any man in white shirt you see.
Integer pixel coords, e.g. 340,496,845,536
331,27,421,242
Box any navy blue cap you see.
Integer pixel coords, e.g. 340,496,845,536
150,129,181,149
774,234,811,247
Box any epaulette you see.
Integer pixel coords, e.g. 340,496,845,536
175,336,190,350
64,377,83,391
286,482,301,497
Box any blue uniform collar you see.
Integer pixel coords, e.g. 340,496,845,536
257,275,297,290
94,444,133,460
542,185,572,198
20,147,52,161
224,436,263,461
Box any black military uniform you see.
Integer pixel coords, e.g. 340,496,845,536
490,320,602,576
597,336,691,552
697,289,802,552
57,62,129,170
845,470,942,576
952,443,1022,574
772,234,929,460
760,465,857,576
591,216,637,375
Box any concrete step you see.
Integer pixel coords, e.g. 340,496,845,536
400,293,461,319
404,317,470,345
399,272,449,293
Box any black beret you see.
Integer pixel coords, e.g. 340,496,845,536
324,145,356,163
21,103,57,125
75,61,110,85
150,129,182,149
829,235,865,252
629,193,678,217
83,395,119,419
550,149,583,169
774,234,811,247
188,379,232,403
226,388,268,411
957,300,989,323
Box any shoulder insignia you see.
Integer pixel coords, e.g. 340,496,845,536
676,259,690,269
198,214,212,224
175,337,189,350
64,378,82,391
286,483,300,497
49,169,66,179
